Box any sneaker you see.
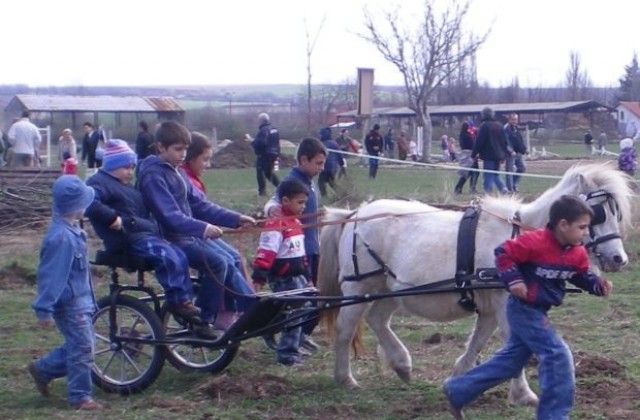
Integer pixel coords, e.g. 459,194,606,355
167,301,201,323
300,334,320,352
278,357,303,367
71,398,103,410
442,381,465,419
27,362,50,397
298,347,313,357
263,334,278,351
193,323,219,340
213,311,239,331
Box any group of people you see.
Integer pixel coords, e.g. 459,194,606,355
56,120,156,176
25,110,626,419
30,120,329,409
585,129,637,177
454,109,528,195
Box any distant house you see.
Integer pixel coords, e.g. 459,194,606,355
616,101,640,140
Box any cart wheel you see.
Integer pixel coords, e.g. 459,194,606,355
161,303,238,373
92,295,165,395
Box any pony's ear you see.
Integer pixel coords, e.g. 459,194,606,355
577,173,595,192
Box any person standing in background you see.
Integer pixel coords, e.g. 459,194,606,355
503,113,527,193
584,129,594,157
472,107,509,194
251,113,280,196
135,121,155,161
383,128,395,159
396,131,409,161
81,122,105,174
8,111,41,167
365,124,383,179
598,130,608,155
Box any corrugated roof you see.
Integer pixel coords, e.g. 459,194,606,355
618,101,640,119
12,94,184,113
337,101,613,118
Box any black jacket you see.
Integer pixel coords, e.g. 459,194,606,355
504,124,527,154
472,118,509,161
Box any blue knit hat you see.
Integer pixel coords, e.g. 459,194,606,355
102,139,137,172
52,175,95,216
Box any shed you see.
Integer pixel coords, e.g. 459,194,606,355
336,100,614,130
3,94,185,139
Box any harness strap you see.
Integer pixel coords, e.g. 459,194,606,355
455,207,482,312
510,210,522,239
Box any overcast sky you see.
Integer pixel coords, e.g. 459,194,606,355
2,0,637,88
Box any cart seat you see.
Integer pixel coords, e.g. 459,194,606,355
92,249,154,273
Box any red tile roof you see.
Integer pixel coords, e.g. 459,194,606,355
619,101,640,119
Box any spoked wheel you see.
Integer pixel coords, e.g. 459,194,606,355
161,303,238,373
92,295,165,395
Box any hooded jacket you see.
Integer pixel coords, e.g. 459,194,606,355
86,169,159,253
137,155,242,244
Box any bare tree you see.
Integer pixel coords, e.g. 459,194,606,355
361,0,488,160
304,16,326,133
565,51,591,101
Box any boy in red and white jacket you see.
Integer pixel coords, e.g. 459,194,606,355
252,178,311,366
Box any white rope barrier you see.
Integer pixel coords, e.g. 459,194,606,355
337,149,566,180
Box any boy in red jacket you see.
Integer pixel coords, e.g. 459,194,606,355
252,178,310,366
443,195,613,419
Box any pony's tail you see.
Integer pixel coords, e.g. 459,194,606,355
318,208,365,357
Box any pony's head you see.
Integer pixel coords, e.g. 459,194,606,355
561,162,634,272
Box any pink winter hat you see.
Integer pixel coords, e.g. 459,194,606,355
102,139,137,172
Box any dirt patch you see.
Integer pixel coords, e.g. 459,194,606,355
211,139,297,169
574,351,626,378
197,373,292,401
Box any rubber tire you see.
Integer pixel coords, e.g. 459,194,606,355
161,302,238,373
92,294,165,395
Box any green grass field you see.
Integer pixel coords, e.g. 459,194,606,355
1,156,638,419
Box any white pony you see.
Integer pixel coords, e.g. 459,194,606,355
318,162,633,406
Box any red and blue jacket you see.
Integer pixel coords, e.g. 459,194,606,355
252,208,308,286
495,228,607,310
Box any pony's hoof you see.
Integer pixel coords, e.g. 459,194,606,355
509,392,539,408
337,376,362,390
395,367,411,384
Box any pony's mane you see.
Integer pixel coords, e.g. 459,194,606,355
479,194,523,218
323,206,355,222
564,162,633,230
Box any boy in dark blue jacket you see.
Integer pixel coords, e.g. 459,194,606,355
137,122,256,331
318,127,345,197
443,195,613,419
85,139,202,326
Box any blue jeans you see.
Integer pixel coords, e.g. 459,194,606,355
179,238,255,322
482,159,507,194
445,296,574,419
129,237,193,304
268,275,308,364
255,155,279,195
33,312,95,405
206,238,247,311
505,154,526,191
368,157,379,179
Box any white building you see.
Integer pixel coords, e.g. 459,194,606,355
616,101,640,140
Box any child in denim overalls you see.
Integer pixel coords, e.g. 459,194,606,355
28,175,102,410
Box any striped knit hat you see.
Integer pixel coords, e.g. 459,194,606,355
102,139,137,172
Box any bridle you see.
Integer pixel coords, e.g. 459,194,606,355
581,189,623,254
